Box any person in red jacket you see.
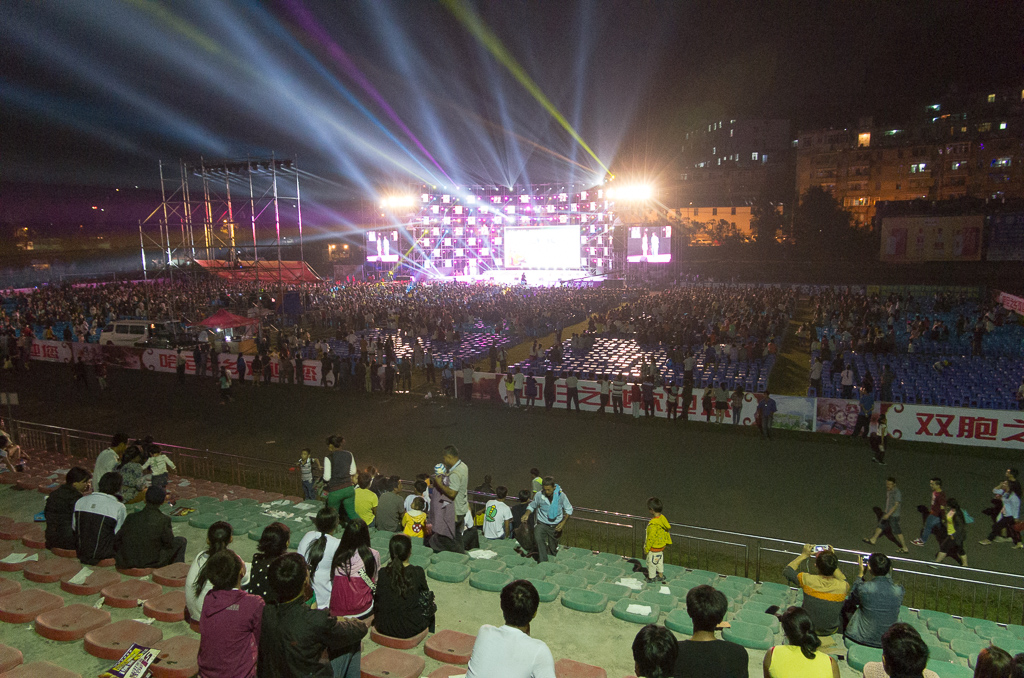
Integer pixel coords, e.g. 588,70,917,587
197,550,264,678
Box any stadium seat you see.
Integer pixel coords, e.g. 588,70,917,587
20,527,45,550
975,625,1018,644
34,603,111,641
664,608,694,635
846,644,884,671
611,598,660,625
590,582,634,602
468,558,506,573
937,625,973,643
925,661,973,678
152,562,190,587
469,569,513,592
117,567,155,577
2,661,82,678
0,643,23,673
549,573,587,590
100,579,163,608
577,569,606,585
959,616,997,631
508,563,540,580
23,557,82,584
591,564,628,580
928,646,958,663
149,635,200,678
60,568,120,596
951,636,988,659
560,588,608,614
635,590,677,610
430,551,470,565
733,608,781,632
360,647,425,678
0,522,33,541
369,627,428,650
425,629,476,664
84,619,164,660
722,620,773,650
426,666,468,678
0,589,64,623
50,547,77,559
552,658,608,678
0,575,21,597
528,579,560,603
535,561,569,577
426,562,471,583
143,591,186,622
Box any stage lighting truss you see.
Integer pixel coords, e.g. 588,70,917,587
366,183,620,276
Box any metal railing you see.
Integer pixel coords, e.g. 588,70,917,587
7,416,1024,624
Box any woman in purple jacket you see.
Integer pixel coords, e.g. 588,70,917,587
197,550,265,678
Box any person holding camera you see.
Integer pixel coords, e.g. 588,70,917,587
784,544,850,638
842,553,904,648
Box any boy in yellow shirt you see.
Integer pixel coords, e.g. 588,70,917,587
644,497,672,582
403,497,427,539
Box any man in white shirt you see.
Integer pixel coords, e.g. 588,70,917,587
483,487,513,540
512,368,525,407
466,580,556,678
94,433,128,482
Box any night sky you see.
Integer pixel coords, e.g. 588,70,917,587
1,0,1021,196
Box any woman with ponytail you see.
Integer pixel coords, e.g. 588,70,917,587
372,533,433,638
185,521,243,623
328,519,380,619
763,606,839,678
297,506,341,609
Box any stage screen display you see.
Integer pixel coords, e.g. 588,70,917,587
365,230,400,262
627,225,672,262
503,225,580,269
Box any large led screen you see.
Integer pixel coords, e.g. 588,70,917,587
627,225,672,263
365,230,400,262
503,226,580,269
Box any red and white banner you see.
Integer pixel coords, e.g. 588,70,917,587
882,402,1024,450
996,290,1024,315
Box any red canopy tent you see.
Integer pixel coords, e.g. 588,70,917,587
193,309,259,329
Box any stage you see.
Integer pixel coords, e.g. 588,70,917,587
411,268,609,287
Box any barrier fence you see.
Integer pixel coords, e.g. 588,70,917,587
6,417,1024,624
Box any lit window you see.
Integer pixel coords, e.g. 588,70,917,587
762,155,768,163
858,132,871,147
751,152,759,161
717,158,721,166
978,123,992,132
1000,122,1007,130
712,147,716,155
910,163,927,173
951,162,963,170
730,129,734,137
991,157,1012,168
988,94,996,103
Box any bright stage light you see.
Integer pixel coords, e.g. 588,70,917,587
606,184,653,202
380,195,417,209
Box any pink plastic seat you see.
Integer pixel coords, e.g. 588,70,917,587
424,629,476,665
100,579,163,608
94,558,116,568
117,567,155,577
0,522,33,541
0,575,21,597
360,647,425,678
51,547,78,559
23,556,81,584
143,591,186,623
0,589,64,623
20,527,45,550
554,658,609,678
2,660,81,677
84,619,164,660
0,643,23,673
149,635,200,678
152,562,190,587
34,603,111,641
0,546,40,573
427,666,468,678
369,627,429,650
14,476,47,491
60,568,120,596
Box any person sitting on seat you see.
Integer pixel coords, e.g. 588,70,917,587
784,544,850,637
631,624,678,678
197,550,264,678
373,534,434,639
44,466,91,551
843,553,904,648
73,471,126,565
466,579,556,678
114,486,187,569
861,623,940,678
764,607,839,677
673,585,748,678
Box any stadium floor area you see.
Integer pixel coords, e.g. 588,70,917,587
1,361,1020,578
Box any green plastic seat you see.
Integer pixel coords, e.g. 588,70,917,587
426,562,471,583
929,646,957,663
189,495,221,506
664,583,693,599
951,637,988,659
591,564,627,579
549,573,587,590
248,526,265,541
410,554,432,569
469,570,513,593
919,609,955,623
587,552,624,564
722,620,774,650
937,626,973,643
743,594,787,612
757,581,791,596
959,616,992,630
611,598,660,624
662,563,686,579
591,582,633,602
500,553,528,568
560,588,608,614
509,565,540,581
226,519,255,536
555,547,588,559
188,513,226,529
977,627,1018,645
665,608,694,635
431,552,470,566
898,606,918,622
636,590,678,610
469,559,506,573
686,569,718,583
927,616,961,632
925,660,973,678
719,576,756,594
847,644,884,671
1000,639,1024,656
535,561,568,577
920,633,942,648
527,579,559,603
733,608,781,632
577,569,606,585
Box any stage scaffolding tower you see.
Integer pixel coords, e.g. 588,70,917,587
138,157,304,296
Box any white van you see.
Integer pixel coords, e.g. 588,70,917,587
99,320,193,348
